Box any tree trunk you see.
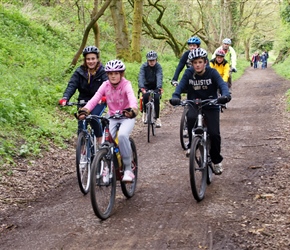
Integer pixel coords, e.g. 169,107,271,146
110,0,131,61
131,0,143,63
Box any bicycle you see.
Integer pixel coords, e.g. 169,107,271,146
89,112,138,220
66,101,104,195
179,98,222,202
139,89,157,143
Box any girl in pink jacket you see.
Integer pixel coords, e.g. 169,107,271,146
78,60,138,182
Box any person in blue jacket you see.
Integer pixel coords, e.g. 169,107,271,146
171,36,210,87
59,46,108,142
170,48,231,175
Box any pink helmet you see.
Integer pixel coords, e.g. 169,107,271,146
105,60,126,72
216,49,225,57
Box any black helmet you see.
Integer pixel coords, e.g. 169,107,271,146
82,46,100,57
146,50,158,60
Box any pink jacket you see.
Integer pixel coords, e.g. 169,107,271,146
84,77,138,115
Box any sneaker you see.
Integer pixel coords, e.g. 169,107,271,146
102,166,109,183
142,112,147,124
185,148,190,157
213,163,223,175
122,170,135,182
155,118,162,128
80,154,86,169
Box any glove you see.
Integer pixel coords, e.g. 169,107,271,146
217,96,231,104
140,88,146,94
231,68,237,73
59,98,67,106
169,98,181,106
122,107,139,118
77,108,90,120
171,80,179,87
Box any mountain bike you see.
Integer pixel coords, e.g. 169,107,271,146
66,101,105,195
180,98,221,201
139,89,157,143
89,112,138,220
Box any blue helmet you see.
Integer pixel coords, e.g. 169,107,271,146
187,36,201,45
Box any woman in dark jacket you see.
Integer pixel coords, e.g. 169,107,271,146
59,46,108,142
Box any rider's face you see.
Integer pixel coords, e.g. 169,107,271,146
188,44,198,51
85,53,98,69
147,59,157,67
107,72,122,85
191,58,207,74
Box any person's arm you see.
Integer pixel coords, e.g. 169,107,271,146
83,81,106,111
156,63,163,89
138,63,146,89
229,47,237,69
172,68,191,99
62,70,80,100
223,63,230,82
171,51,189,81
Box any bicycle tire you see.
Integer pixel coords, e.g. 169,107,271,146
121,138,138,198
180,106,189,150
90,148,116,220
76,131,91,195
206,138,213,185
151,105,155,137
147,104,152,143
189,136,208,201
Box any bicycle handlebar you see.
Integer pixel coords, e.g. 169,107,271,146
180,98,218,108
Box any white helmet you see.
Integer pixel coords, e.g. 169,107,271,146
105,60,126,72
222,38,232,45
188,48,208,61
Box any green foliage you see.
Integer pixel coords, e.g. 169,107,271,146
281,3,290,23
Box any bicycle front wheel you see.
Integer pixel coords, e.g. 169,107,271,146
121,138,138,198
90,148,116,220
180,106,189,150
189,136,208,201
151,105,155,137
147,104,152,143
76,131,91,195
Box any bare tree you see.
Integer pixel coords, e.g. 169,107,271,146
70,0,112,67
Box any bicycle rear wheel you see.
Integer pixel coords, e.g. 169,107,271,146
147,104,152,143
189,136,208,201
90,148,116,220
76,131,91,195
121,138,138,198
180,106,189,150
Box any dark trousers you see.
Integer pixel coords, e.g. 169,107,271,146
78,103,106,137
187,106,223,164
142,92,161,118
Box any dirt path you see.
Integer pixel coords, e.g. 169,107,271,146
0,65,290,249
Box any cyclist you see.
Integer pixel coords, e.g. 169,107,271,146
169,48,231,175
138,50,163,128
59,46,108,143
210,49,230,88
171,36,202,87
77,60,138,182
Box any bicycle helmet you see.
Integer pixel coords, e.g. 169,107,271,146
188,48,208,61
216,49,226,57
187,36,201,45
222,38,232,45
105,59,126,72
146,50,158,60
82,46,100,57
